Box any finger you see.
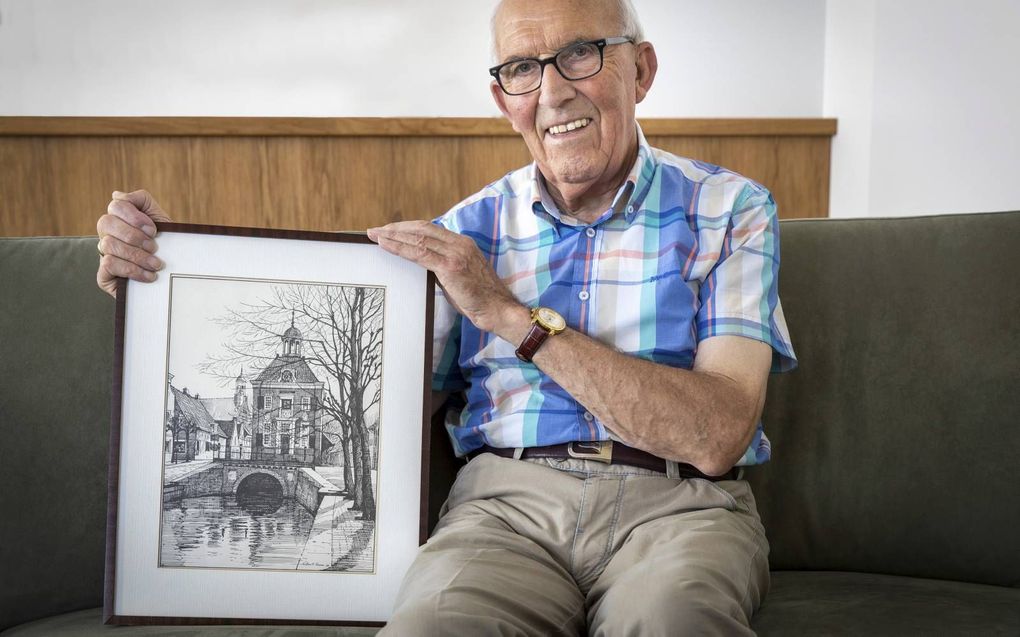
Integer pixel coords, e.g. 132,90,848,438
96,268,119,298
372,220,457,241
99,253,158,285
370,222,465,257
374,234,449,270
97,213,158,254
98,233,164,272
106,198,158,238
112,189,171,223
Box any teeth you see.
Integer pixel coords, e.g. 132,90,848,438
548,118,591,135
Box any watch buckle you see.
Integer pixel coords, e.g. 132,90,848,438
568,440,613,464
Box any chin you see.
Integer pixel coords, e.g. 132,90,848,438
547,156,603,185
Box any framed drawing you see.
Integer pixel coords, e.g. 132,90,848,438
105,223,435,626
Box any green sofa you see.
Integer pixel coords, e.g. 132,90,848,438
2,212,1018,635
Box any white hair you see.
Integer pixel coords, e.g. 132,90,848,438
490,0,646,63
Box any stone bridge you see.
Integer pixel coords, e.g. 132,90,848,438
163,459,342,512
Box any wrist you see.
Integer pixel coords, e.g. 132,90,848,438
492,301,533,346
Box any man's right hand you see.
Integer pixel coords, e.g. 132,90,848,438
96,189,172,297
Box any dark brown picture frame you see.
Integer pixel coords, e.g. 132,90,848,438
105,222,435,626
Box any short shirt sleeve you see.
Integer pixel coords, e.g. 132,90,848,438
429,214,469,391
695,184,797,372
431,287,468,391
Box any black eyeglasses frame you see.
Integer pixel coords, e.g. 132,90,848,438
488,36,635,96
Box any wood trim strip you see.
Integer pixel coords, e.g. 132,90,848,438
0,116,837,137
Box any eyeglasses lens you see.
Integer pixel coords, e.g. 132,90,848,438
498,42,603,95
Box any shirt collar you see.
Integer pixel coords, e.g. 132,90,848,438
529,122,656,228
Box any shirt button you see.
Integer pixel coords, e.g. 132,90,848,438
583,412,594,422
585,227,596,238
578,290,590,301
627,205,635,213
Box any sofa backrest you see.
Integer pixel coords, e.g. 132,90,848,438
2,213,1018,629
751,211,1020,587
0,237,115,631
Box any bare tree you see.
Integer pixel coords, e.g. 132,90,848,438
200,283,385,520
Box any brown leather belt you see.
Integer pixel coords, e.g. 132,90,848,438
470,441,738,481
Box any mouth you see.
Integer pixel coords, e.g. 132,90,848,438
545,117,592,137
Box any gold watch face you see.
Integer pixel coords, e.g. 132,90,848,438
534,307,566,332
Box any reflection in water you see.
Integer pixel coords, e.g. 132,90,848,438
160,495,314,569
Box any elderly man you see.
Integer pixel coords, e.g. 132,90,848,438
96,0,795,634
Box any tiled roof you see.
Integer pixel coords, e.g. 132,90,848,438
253,355,321,384
200,397,237,421
170,386,220,436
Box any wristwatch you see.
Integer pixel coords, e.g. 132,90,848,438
515,307,566,362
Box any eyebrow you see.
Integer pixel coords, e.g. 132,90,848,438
500,37,591,64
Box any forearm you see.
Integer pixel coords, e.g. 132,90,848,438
495,305,760,475
366,220,764,473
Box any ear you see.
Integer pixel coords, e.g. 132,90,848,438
634,42,658,104
490,80,520,132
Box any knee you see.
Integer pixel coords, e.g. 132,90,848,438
383,593,556,637
590,580,752,637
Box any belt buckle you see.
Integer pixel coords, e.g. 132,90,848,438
567,440,613,464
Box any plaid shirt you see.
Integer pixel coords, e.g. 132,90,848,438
431,124,796,466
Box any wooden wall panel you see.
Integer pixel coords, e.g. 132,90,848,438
0,118,834,237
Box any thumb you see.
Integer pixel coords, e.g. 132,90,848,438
112,189,172,222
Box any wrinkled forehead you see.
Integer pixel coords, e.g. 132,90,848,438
492,0,622,61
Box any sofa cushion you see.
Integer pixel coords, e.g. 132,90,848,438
752,211,1020,586
7,571,1020,636
752,571,1020,635
0,608,380,636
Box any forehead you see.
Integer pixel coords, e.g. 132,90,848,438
493,0,621,60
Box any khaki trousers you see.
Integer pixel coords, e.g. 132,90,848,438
380,453,770,636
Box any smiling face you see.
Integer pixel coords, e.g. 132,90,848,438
490,0,656,207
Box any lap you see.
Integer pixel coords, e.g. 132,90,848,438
587,480,770,637
382,457,769,636
380,497,586,637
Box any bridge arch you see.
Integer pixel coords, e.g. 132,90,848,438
225,465,294,497
235,471,285,496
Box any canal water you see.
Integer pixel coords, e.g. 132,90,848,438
160,495,316,570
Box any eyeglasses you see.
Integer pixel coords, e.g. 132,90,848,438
489,36,634,96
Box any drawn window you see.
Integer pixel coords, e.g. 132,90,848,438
281,398,293,417
265,395,273,410
302,396,311,411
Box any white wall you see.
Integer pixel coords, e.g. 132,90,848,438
4,0,1019,216
825,0,1020,216
0,0,825,117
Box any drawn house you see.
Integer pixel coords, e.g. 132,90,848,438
167,386,226,461
249,319,325,464
198,368,253,457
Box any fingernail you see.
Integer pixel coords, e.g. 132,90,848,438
142,239,155,252
143,225,156,237
148,256,163,271
144,271,157,282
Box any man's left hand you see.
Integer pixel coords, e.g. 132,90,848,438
367,221,525,334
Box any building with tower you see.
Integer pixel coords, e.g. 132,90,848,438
199,368,253,458
249,315,326,464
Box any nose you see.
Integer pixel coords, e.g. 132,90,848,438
537,61,576,107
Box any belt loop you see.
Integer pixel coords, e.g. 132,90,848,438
666,460,680,479
512,447,524,460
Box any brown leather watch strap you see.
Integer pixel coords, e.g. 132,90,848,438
515,322,549,362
